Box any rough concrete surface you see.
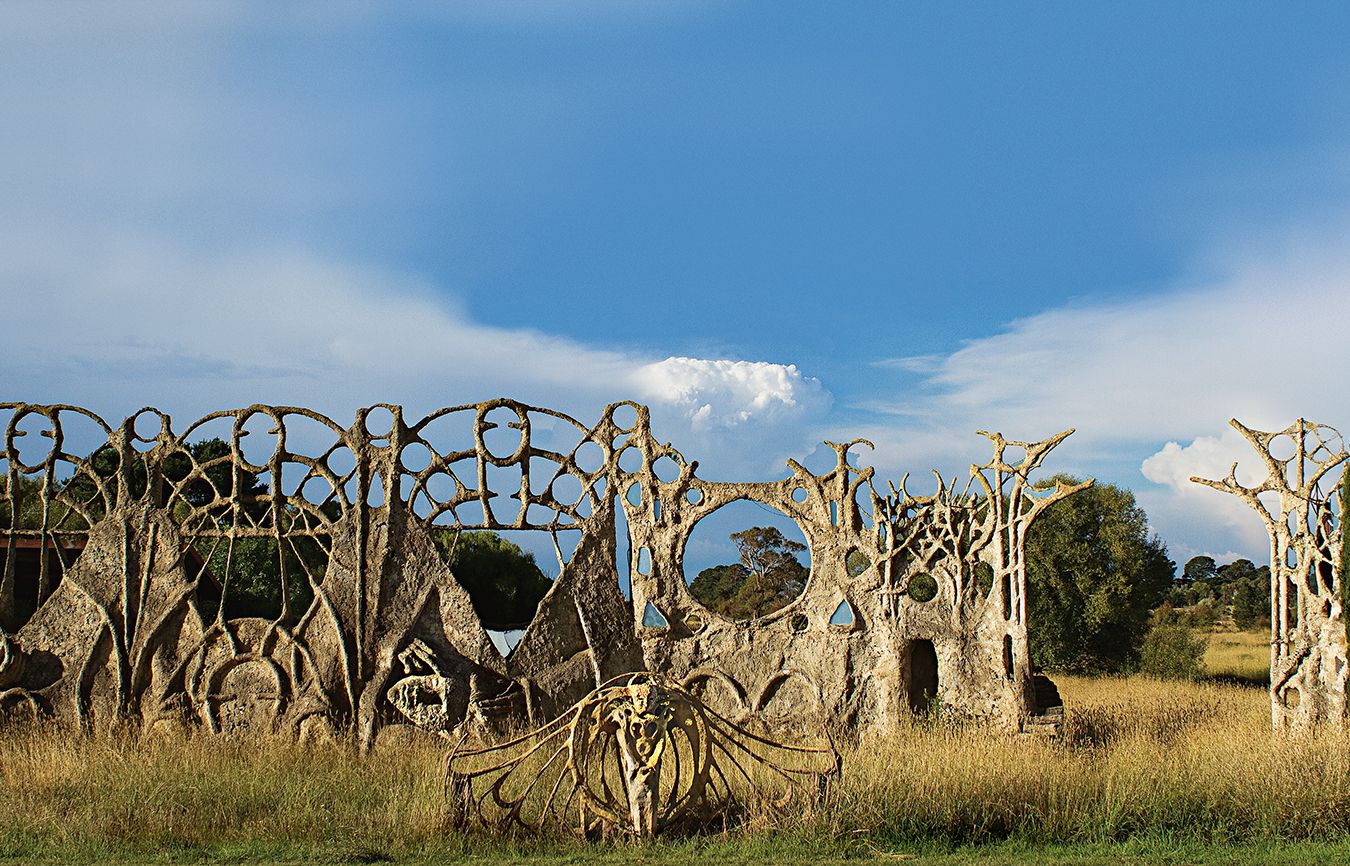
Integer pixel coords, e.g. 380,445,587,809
1193,418,1348,732
0,400,1082,744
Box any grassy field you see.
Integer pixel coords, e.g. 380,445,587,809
1203,628,1271,684
3,673,1347,864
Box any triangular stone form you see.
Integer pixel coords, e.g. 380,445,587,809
641,601,670,629
829,598,855,627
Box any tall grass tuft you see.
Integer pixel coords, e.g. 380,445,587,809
1,676,1348,859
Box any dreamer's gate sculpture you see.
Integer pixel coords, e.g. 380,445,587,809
444,672,839,837
1193,419,1348,733
0,400,1080,743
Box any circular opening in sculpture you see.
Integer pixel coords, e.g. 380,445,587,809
131,409,164,452
652,455,681,483
480,406,526,461
1268,433,1297,462
364,405,395,439
400,441,433,474
618,445,642,473
610,403,638,433
237,410,280,469
908,572,939,603
683,499,810,621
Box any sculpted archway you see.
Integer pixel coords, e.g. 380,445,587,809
0,400,1081,743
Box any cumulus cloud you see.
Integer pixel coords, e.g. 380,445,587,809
0,228,831,478
1137,427,1275,561
1140,428,1266,493
630,357,830,430
850,226,1350,561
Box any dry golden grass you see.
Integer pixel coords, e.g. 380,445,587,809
1,675,1347,861
0,724,459,858
820,675,1350,845
1204,629,1271,683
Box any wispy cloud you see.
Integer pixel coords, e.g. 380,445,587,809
845,224,1350,561
870,354,944,375
0,230,831,476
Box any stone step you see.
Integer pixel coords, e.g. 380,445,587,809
1021,718,1061,737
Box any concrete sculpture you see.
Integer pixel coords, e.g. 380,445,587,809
0,400,1079,744
1193,419,1347,732
445,671,838,836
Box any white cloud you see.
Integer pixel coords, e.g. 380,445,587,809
631,357,830,430
849,226,1350,561
0,230,830,478
1140,428,1266,492
1137,428,1275,562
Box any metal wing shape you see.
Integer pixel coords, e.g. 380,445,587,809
445,672,839,838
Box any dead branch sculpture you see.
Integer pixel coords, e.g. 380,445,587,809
1191,419,1348,732
444,672,838,837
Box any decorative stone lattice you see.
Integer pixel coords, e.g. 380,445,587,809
1192,419,1348,732
445,671,838,837
0,400,1082,745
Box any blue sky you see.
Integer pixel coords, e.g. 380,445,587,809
4,2,1350,567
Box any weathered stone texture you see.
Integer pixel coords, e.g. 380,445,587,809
445,671,839,837
0,400,1081,742
1193,419,1348,732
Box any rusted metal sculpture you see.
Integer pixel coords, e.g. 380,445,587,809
1192,419,1348,732
445,671,838,837
0,400,1080,745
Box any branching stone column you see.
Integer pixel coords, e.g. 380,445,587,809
1192,419,1348,733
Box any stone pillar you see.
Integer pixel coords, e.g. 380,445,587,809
1193,419,1348,732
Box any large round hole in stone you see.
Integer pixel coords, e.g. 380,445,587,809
610,403,639,433
683,499,810,621
1268,433,1297,462
237,410,279,470
364,406,396,439
480,406,525,462
908,572,938,603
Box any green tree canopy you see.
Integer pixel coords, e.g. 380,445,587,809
689,525,808,620
0,474,45,529
431,530,553,628
1182,555,1218,585
1026,475,1175,673
1230,572,1269,630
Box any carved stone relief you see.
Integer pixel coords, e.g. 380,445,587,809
0,400,1081,743
445,671,839,837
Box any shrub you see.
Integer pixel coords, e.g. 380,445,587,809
1139,620,1209,681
